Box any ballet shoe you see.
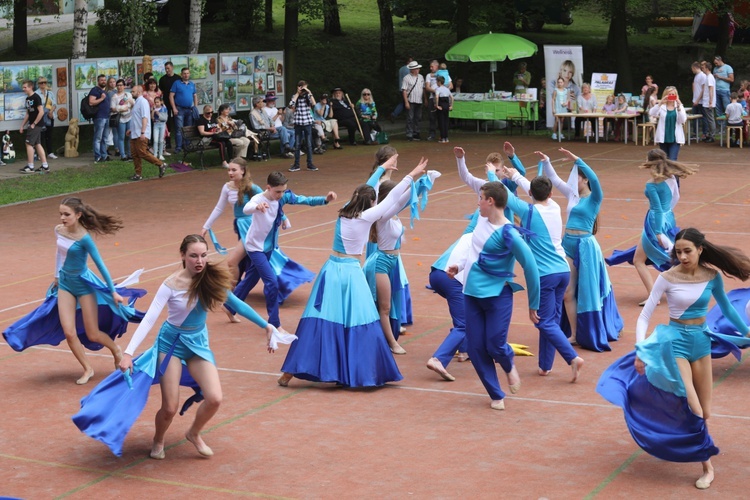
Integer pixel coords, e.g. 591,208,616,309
76,370,95,385
695,474,714,490
538,368,551,376
426,357,455,381
507,367,521,394
278,373,293,387
185,433,214,457
570,357,584,383
150,443,166,460
399,326,407,334
490,400,505,410
390,344,407,355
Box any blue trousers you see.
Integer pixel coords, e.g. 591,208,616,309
174,105,194,151
429,269,467,367
247,250,280,327
464,287,515,401
92,118,108,161
293,124,314,167
658,142,680,161
537,272,578,371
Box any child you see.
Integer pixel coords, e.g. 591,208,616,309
725,92,746,147
601,95,616,138
436,63,452,89
552,77,570,140
434,75,453,143
152,96,168,161
242,171,337,333
613,94,628,141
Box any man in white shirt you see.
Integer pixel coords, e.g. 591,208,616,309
401,60,425,141
262,92,293,156
700,60,716,143
691,61,706,140
129,85,166,181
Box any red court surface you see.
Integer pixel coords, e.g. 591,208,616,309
2,132,749,499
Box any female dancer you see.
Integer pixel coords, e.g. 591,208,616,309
544,148,622,351
199,158,313,320
278,155,429,387
74,235,282,458
650,86,687,161
598,228,750,490
449,146,540,410
607,149,697,303
4,197,142,384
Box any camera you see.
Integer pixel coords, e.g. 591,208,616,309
299,88,308,95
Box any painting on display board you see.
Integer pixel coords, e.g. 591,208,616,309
97,59,118,79
237,57,254,75
3,65,26,92
196,81,214,106
276,80,283,94
0,99,5,120
119,59,136,87
254,55,266,74
266,74,275,94
56,67,67,88
74,62,97,89
267,56,278,76
223,79,236,101
0,68,5,92
221,56,237,75
237,94,252,110
151,57,167,82
171,56,188,70
24,65,53,84
254,73,266,94
237,74,253,95
188,56,208,79
5,92,26,120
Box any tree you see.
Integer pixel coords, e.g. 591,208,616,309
377,0,395,75
72,0,89,59
168,0,187,34
265,0,273,32
607,0,632,92
187,0,203,53
284,0,300,95
323,0,342,35
13,0,27,55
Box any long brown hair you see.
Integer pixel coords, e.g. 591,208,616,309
61,197,123,235
672,228,750,281
180,234,231,310
339,184,376,219
231,158,255,204
640,149,698,181
372,145,397,171
369,180,397,243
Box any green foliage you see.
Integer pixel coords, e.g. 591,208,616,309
95,0,158,56
225,0,263,33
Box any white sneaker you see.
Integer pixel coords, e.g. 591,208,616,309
158,155,165,161
561,133,566,139
163,151,172,156
551,133,558,140
48,153,58,159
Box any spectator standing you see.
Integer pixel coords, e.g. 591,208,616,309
434,76,453,143
110,79,134,161
262,92,293,156
104,77,117,157
701,61,716,142
35,76,57,159
649,86,687,160
390,56,413,122
513,62,531,96
330,87,359,145
691,61,706,140
169,67,198,154
128,85,166,181
88,74,110,162
424,60,442,141
19,80,49,173
402,60,425,141
288,80,318,172
158,62,180,154
712,56,734,116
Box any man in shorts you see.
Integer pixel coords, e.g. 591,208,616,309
19,80,49,173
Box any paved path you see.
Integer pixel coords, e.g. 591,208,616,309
0,13,98,52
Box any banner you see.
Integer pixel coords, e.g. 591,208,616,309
591,72,617,109
543,45,584,128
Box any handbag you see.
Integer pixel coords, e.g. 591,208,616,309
215,131,231,140
108,114,119,129
42,93,53,128
376,130,389,144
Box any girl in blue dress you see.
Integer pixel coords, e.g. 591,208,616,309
4,197,143,385
278,155,429,387
74,235,283,458
598,228,750,490
544,148,623,351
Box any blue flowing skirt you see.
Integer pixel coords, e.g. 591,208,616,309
605,211,678,272
280,256,403,387
3,271,145,352
706,287,750,358
561,233,623,352
72,322,204,457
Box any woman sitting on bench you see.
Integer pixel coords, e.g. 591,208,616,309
197,104,233,167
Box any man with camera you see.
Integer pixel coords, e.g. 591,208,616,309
288,80,318,172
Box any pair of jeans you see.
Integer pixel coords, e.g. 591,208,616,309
293,124,314,166
716,89,731,116
658,142,680,161
92,118,108,160
173,105,194,151
405,103,422,139
114,120,131,159
153,122,166,157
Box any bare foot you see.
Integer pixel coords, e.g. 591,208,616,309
455,352,470,362
113,345,123,370
538,368,551,376
570,357,584,383
390,343,406,355
278,372,293,387
224,309,241,323
490,399,505,410
426,357,455,381
185,432,214,457
399,326,407,334
507,365,521,394
695,468,714,489
150,441,166,460
76,369,95,385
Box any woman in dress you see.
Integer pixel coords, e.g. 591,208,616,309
216,103,253,159
544,148,623,351
598,228,750,490
74,235,283,458
650,86,687,161
110,79,134,161
3,197,143,384
278,155,429,387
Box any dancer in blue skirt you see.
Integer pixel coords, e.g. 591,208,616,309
598,228,750,490
448,147,540,410
544,148,623,351
74,235,283,458
3,197,144,385
278,155,429,387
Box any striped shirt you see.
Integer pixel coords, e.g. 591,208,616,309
401,73,425,104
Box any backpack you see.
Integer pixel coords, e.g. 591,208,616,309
80,91,100,120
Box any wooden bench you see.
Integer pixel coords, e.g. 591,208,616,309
180,125,222,169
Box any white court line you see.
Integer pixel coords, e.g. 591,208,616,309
5,341,750,421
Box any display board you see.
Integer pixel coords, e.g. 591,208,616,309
0,58,70,129
150,54,218,109
218,51,285,113
71,56,140,123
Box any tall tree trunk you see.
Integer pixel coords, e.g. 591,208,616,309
607,0,632,93
168,0,186,34
455,1,470,43
377,0,395,75
715,10,730,58
265,0,273,33
284,0,299,97
187,0,202,54
13,0,27,55
323,0,342,35
71,0,88,59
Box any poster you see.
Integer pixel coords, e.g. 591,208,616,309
74,62,97,89
5,92,26,121
543,45,584,128
189,55,208,79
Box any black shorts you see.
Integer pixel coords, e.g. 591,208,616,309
25,126,43,146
